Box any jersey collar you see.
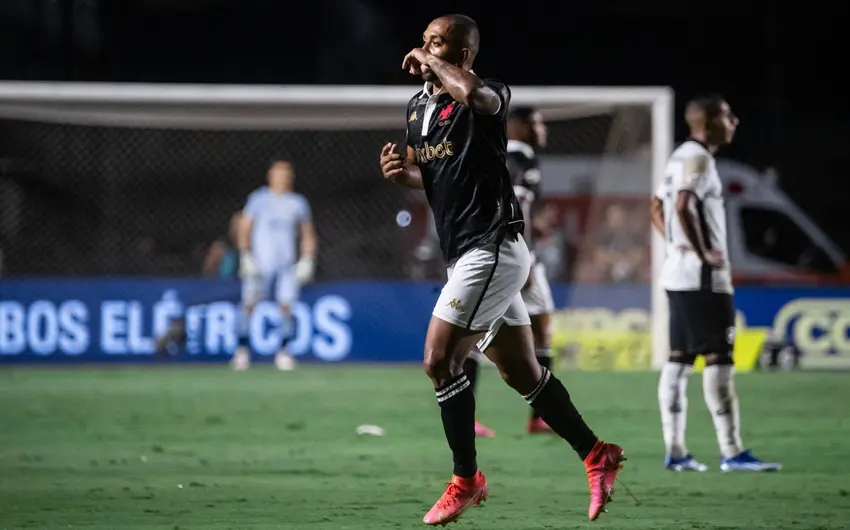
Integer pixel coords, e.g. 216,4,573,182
507,139,535,158
685,137,709,151
421,70,475,99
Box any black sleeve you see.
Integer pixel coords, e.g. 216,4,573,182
404,97,416,148
505,150,528,182
507,150,543,197
482,79,510,119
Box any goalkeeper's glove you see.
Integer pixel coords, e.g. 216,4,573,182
239,251,260,279
295,256,315,285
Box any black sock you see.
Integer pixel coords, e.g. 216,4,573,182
531,353,552,420
525,368,598,460
436,373,477,477
462,356,480,395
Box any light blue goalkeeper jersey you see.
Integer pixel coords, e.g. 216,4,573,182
243,187,311,273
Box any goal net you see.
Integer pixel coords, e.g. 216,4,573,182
0,82,673,369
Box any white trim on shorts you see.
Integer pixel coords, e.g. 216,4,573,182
522,262,555,316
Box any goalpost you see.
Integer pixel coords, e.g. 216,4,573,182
0,82,674,369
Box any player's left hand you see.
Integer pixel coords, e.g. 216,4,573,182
295,257,315,285
402,48,432,76
239,251,260,279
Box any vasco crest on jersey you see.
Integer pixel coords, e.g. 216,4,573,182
438,102,457,127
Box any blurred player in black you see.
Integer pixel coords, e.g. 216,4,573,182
464,106,557,437
379,14,624,525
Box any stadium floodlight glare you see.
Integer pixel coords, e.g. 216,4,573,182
0,82,673,369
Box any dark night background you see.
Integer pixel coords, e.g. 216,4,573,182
0,0,846,249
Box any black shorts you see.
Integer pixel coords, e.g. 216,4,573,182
667,290,735,356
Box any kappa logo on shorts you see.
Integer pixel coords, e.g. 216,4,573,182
446,298,465,313
726,326,736,345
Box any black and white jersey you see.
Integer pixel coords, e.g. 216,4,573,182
404,78,523,264
506,139,542,251
656,139,732,294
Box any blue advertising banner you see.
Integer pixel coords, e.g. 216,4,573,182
1,279,849,368
0,279,443,364
734,287,850,370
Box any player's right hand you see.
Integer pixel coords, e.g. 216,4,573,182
239,251,260,279
703,249,725,268
380,143,406,182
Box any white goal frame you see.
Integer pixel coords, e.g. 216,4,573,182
0,82,674,370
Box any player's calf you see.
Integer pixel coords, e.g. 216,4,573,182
659,352,696,465
275,304,297,371
463,350,496,438
702,353,743,458
231,304,254,371
703,353,782,472
528,313,554,433
424,316,481,478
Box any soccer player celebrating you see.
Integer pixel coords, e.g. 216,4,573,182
232,160,317,371
380,14,624,525
463,106,556,437
651,94,781,472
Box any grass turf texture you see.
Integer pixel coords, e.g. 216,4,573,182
1,367,848,529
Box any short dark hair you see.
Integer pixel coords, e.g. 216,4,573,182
686,93,725,120
508,106,537,123
268,158,291,169
441,14,480,55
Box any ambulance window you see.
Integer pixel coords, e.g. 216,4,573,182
740,207,837,273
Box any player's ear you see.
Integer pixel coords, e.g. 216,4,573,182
461,48,470,67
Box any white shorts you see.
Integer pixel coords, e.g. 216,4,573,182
433,234,532,332
522,262,555,316
242,267,299,308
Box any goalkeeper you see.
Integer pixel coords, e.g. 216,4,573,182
234,159,318,371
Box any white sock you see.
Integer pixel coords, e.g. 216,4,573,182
703,364,743,458
658,361,692,458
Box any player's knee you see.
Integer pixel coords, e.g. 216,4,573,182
704,352,734,366
669,351,696,365
423,345,454,384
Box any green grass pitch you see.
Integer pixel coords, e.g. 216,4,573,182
1,366,849,529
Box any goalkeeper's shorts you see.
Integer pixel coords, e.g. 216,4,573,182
242,267,299,307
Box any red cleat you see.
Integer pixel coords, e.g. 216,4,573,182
474,421,496,438
526,417,554,434
423,471,488,526
584,440,625,521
